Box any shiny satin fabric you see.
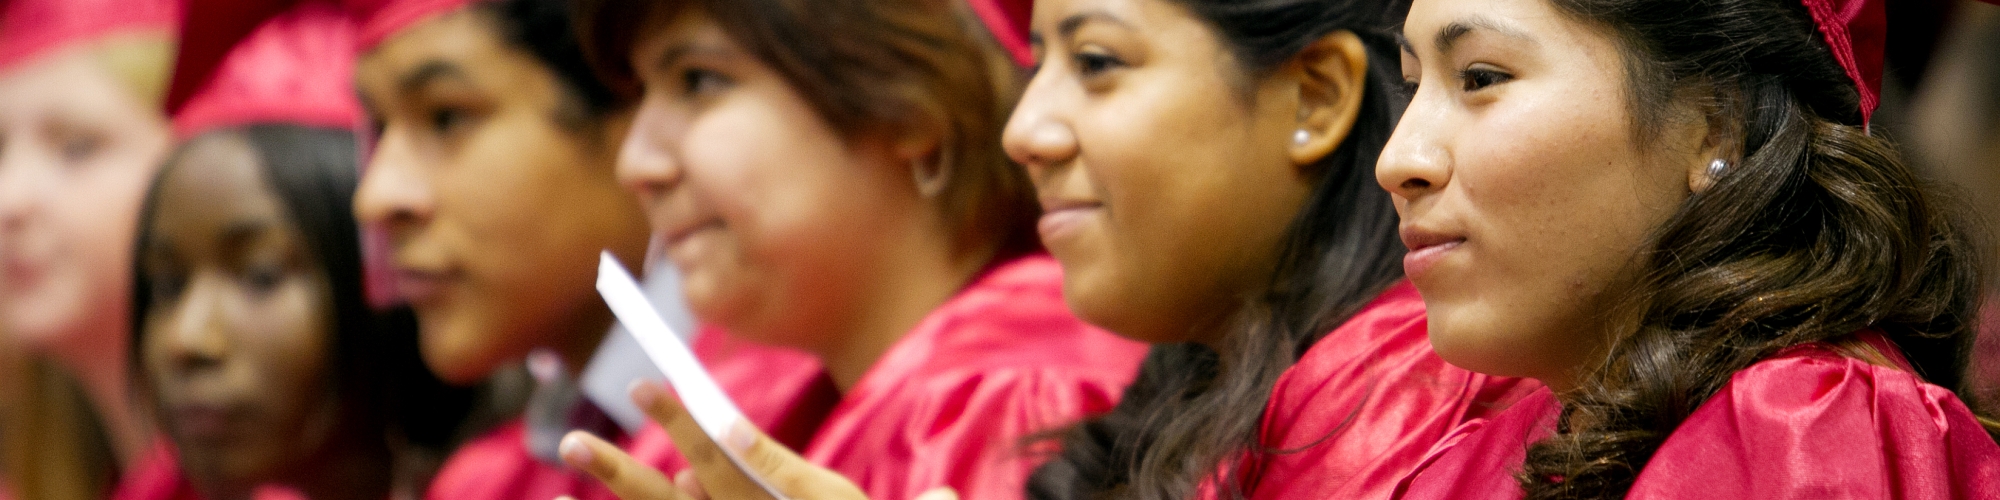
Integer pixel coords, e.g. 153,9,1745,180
797,254,1147,500
1207,281,1541,499
425,253,1145,500
1392,331,2000,499
109,440,308,500
421,332,829,500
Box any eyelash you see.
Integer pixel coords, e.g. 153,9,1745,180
1396,66,1514,98
682,68,733,97
1075,52,1124,77
1457,67,1513,92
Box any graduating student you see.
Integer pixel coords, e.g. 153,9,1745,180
340,0,833,498
558,0,1536,499
0,0,179,497
118,5,471,499
550,0,1150,498
1383,0,2000,497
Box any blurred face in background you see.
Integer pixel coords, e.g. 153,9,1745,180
139,132,342,496
353,10,649,384
0,42,173,366
616,6,945,350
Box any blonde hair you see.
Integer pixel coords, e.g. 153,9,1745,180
0,30,176,500
82,31,177,107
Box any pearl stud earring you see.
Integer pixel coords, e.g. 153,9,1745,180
1708,158,1729,178
1293,129,1310,146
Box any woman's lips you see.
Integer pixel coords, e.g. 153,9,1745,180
1037,201,1100,244
394,269,456,306
662,219,723,249
1400,227,1465,279
171,403,246,444
0,256,44,293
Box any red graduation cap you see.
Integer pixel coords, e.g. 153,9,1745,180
171,1,361,139
965,0,1033,68
344,0,483,51
0,0,179,73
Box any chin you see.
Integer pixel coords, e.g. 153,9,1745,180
1422,304,1533,379
417,315,503,385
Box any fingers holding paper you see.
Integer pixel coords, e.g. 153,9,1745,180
560,430,687,500
565,379,965,500
640,379,873,500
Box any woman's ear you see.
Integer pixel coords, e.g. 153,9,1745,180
893,114,949,198
1288,30,1369,168
1687,99,1741,194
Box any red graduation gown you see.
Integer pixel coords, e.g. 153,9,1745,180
110,440,307,500
1205,281,1539,499
799,253,1148,500
1392,331,2000,499
423,332,831,500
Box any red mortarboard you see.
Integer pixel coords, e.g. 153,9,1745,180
171,1,360,139
0,0,179,73
964,0,1033,67
345,0,484,51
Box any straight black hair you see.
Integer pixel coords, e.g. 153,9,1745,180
130,124,474,464
483,0,628,130
1026,1,1409,499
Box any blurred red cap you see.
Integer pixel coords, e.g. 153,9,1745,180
0,0,179,73
171,1,360,139
345,0,481,51
964,0,1032,67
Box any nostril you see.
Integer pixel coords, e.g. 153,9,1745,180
1401,179,1431,190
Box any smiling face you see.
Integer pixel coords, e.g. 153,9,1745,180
617,7,940,348
1004,0,1322,344
0,46,172,360
1379,0,1712,384
140,132,339,494
352,10,649,383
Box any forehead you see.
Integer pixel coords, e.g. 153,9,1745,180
0,49,143,121
1400,0,1607,56
353,9,544,98
1031,0,1200,35
152,133,285,234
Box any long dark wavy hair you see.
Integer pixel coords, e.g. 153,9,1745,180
1025,1,1409,499
1518,0,1994,498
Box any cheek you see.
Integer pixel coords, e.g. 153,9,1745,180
1063,84,1296,339
249,281,335,418
1429,88,1685,373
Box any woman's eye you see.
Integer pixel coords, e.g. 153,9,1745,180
682,68,733,97
1075,51,1124,77
149,272,186,303
242,265,285,295
1458,67,1513,93
59,133,105,164
1396,79,1420,99
430,108,468,135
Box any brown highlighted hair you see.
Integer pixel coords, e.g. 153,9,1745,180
1520,0,1995,498
572,0,1038,259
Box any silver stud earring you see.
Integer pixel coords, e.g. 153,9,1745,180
1293,129,1310,146
1707,158,1729,178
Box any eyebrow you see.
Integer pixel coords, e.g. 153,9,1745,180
397,60,472,94
1029,11,1133,46
219,220,273,250
648,43,736,74
1401,16,1538,56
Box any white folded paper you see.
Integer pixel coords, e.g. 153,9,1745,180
596,251,790,499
